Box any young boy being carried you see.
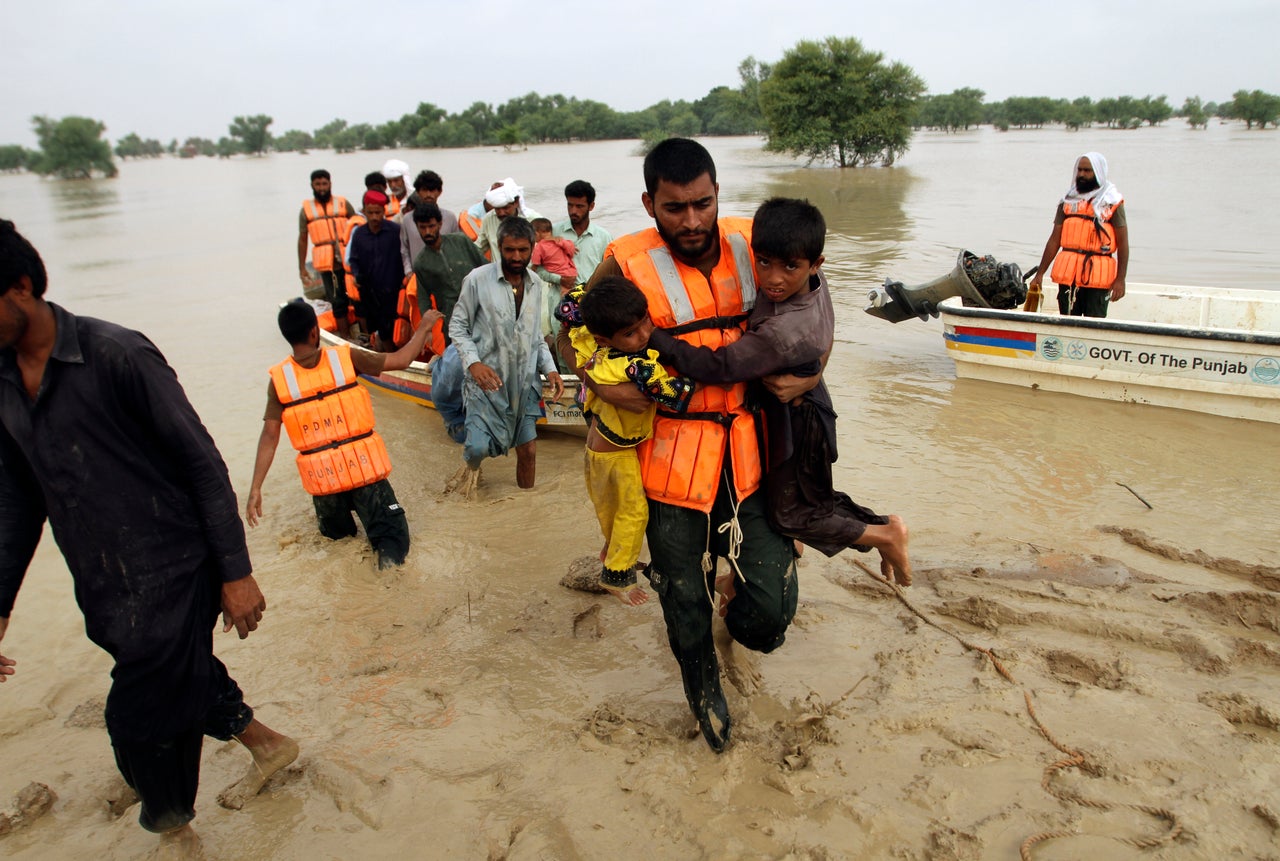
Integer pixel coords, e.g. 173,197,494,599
647,197,911,588
559,276,695,605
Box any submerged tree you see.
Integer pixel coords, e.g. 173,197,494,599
30,115,117,178
229,114,274,155
759,37,925,167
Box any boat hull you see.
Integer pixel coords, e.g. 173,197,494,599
939,285,1280,423
318,329,587,435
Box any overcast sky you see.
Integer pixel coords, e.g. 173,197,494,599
5,0,1277,148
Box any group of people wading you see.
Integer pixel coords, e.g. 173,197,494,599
0,139,1126,853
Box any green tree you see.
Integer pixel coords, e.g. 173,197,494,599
114,132,163,158
759,37,925,167
273,129,315,152
735,56,771,132
1223,89,1280,129
30,115,117,178
915,88,984,132
312,118,348,149
0,145,32,172
1136,95,1173,126
179,137,216,158
1180,96,1209,129
228,114,273,155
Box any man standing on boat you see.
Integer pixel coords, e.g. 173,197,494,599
247,299,440,570
412,202,486,346
553,179,613,287
1029,152,1129,318
347,190,405,352
382,159,411,223
400,170,461,275
298,168,356,336
474,178,542,259
0,220,298,855
445,216,563,498
559,138,819,751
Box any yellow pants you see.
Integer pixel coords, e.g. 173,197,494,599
584,448,648,588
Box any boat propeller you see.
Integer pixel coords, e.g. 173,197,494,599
865,250,1032,323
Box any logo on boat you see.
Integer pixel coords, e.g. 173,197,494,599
1039,336,1063,361
1066,340,1087,361
1252,357,1280,385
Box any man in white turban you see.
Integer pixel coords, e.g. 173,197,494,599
475,177,541,257
1028,152,1128,318
381,159,411,223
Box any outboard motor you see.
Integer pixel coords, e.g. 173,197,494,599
865,250,1030,323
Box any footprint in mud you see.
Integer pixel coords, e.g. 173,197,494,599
1041,648,1129,690
306,756,391,830
572,604,603,639
1198,690,1280,733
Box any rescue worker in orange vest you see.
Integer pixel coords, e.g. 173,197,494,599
246,299,442,570
1029,151,1129,318
558,139,822,752
298,168,356,336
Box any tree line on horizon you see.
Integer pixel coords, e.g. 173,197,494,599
3,36,1278,178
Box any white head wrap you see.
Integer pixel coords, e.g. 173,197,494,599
484,178,523,209
1061,151,1122,219
381,158,410,180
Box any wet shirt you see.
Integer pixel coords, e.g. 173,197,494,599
0,304,250,628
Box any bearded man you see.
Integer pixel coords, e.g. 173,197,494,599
1029,152,1129,318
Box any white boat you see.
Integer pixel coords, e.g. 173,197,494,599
937,284,1280,423
318,327,587,435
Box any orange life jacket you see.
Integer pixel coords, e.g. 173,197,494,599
458,209,482,241
269,344,392,496
1050,198,1122,290
609,219,761,513
391,274,446,357
303,197,350,273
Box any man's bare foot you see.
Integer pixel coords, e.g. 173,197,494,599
712,613,761,697
216,720,299,811
146,824,203,861
444,464,481,499
878,515,911,586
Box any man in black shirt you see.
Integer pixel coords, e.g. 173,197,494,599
0,220,296,854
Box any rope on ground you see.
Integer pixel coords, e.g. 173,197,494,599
849,558,1184,859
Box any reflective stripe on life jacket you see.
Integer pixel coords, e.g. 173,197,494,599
1050,198,1121,290
608,218,761,513
390,274,445,357
303,197,349,273
269,344,391,495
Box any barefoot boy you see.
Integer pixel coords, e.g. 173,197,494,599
560,276,695,604
647,198,911,584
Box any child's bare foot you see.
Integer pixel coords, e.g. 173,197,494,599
216,720,299,810
603,584,649,606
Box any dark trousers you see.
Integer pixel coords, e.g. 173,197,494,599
313,478,409,563
766,399,888,558
111,669,253,832
1057,284,1109,318
102,560,254,833
320,267,348,318
645,474,797,742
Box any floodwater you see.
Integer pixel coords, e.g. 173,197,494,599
1,127,1278,859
